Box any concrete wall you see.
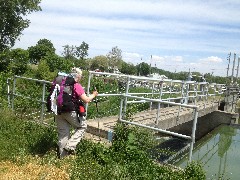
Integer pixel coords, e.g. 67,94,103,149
168,110,239,140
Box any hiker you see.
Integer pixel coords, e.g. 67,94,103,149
55,67,98,158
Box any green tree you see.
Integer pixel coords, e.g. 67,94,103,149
75,41,89,60
137,62,150,76
120,61,137,75
9,48,29,75
42,53,72,73
28,38,55,64
62,45,76,60
0,50,11,72
0,0,42,51
36,59,52,80
107,46,122,71
73,58,88,70
90,55,109,71
37,39,55,53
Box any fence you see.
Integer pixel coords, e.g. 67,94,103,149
7,73,227,122
7,72,228,162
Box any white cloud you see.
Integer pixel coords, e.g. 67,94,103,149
13,0,240,76
152,55,183,63
200,56,223,63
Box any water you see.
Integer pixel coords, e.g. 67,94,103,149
174,124,240,179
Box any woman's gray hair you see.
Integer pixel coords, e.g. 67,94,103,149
70,67,82,78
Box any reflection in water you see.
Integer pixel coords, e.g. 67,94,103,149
174,125,240,179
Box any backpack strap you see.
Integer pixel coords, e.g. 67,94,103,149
57,77,67,114
50,84,60,115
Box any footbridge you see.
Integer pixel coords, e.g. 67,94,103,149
8,71,239,161
84,71,236,141
87,98,219,140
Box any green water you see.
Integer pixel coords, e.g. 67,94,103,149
174,124,240,180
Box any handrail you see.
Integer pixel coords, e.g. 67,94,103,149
118,94,199,162
7,72,232,163
9,73,226,121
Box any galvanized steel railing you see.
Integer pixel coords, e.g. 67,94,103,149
119,94,199,162
8,73,226,123
7,72,228,162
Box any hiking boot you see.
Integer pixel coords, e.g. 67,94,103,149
64,147,76,155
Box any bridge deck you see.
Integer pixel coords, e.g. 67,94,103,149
86,100,219,139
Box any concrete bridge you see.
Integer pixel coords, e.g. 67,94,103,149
87,99,220,139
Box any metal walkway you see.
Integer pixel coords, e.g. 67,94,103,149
87,99,219,139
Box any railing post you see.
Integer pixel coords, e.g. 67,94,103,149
194,82,198,105
123,76,130,118
11,76,17,111
168,81,173,107
156,81,163,125
189,107,199,162
150,82,154,110
186,82,189,104
7,78,11,108
119,97,124,121
85,72,92,117
40,82,46,123
180,81,185,103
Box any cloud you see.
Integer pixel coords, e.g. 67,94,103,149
122,52,142,64
13,0,240,76
200,56,223,63
152,55,183,63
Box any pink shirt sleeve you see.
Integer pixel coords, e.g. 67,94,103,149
73,83,85,98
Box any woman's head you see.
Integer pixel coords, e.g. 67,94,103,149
71,67,82,82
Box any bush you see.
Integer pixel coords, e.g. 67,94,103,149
184,161,206,180
0,110,205,179
70,122,206,179
0,109,57,161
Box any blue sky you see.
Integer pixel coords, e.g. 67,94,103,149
14,0,240,76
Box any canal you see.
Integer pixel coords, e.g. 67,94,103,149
173,124,240,179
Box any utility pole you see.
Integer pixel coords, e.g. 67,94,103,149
150,55,152,74
235,57,240,84
139,58,142,76
226,52,231,78
231,53,236,84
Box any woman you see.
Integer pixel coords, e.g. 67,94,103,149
56,67,98,158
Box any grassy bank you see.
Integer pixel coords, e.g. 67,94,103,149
0,109,205,179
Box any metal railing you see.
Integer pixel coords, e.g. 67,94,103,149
7,73,226,123
7,72,229,162
119,94,199,162
8,76,52,123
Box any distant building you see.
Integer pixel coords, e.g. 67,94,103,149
149,73,168,80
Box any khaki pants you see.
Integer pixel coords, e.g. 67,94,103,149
56,111,87,158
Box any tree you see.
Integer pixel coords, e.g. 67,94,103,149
36,59,51,80
28,38,55,64
75,41,89,60
137,62,150,76
62,45,76,60
0,0,42,51
120,61,137,75
107,46,122,71
90,55,109,71
9,48,29,75
37,39,55,53
0,50,11,72
42,53,72,72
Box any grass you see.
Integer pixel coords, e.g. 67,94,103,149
0,109,206,179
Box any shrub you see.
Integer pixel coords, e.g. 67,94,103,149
0,109,57,161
